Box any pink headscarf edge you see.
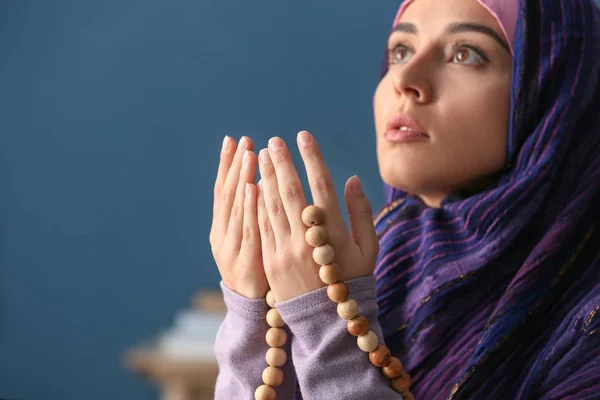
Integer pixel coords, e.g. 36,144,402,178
392,0,517,54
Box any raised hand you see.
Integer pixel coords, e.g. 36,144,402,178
210,136,270,299
256,131,379,302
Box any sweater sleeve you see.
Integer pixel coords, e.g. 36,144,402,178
276,276,403,400
213,282,298,400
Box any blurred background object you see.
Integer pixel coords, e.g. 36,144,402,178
124,290,224,400
4,0,599,399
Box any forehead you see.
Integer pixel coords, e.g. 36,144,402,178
396,0,501,34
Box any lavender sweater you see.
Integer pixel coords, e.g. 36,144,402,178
213,276,403,399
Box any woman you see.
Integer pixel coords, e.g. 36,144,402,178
210,0,600,398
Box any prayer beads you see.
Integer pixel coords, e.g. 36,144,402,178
301,204,414,399
255,204,415,399
256,293,288,400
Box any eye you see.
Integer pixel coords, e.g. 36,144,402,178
389,44,414,65
452,45,487,64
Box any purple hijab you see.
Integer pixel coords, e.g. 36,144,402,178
374,0,600,398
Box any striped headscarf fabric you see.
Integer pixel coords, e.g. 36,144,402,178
374,0,600,399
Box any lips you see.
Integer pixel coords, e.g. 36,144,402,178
384,113,429,143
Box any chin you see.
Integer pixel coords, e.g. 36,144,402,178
379,161,427,192
380,172,423,197
379,162,451,202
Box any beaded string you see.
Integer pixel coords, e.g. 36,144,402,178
254,205,415,400
254,290,288,400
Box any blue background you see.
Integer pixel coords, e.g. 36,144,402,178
0,1,402,398
3,1,599,398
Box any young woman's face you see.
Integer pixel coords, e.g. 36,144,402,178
374,0,513,207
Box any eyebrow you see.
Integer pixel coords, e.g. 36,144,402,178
391,22,510,53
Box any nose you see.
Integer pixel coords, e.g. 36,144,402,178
390,56,434,104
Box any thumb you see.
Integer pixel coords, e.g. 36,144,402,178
343,175,378,259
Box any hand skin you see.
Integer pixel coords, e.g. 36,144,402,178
209,135,270,299
256,130,379,302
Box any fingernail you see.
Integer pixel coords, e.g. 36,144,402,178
268,137,284,151
222,135,231,152
351,176,363,195
259,149,272,164
257,180,263,192
242,150,249,166
297,131,313,147
246,183,251,196
238,136,248,152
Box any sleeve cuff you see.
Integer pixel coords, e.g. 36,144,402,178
220,281,269,321
276,275,378,325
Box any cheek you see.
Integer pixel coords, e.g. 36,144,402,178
437,86,510,174
440,77,510,143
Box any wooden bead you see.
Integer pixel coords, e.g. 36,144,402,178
382,357,404,379
266,308,284,328
266,290,276,308
313,244,335,265
254,384,276,400
302,205,325,227
262,366,284,387
369,344,391,367
265,347,287,367
357,330,379,352
319,264,340,284
266,327,287,348
390,371,412,392
305,226,328,247
347,315,370,336
327,282,349,303
337,299,359,320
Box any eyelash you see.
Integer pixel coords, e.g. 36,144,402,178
388,40,490,65
452,40,489,62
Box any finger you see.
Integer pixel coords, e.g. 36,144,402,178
258,148,291,240
227,150,258,251
213,135,237,217
240,182,261,258
296,130,349,245
257,180,276,253
267,137,308,233
217,136,254,236
343,175,378,259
